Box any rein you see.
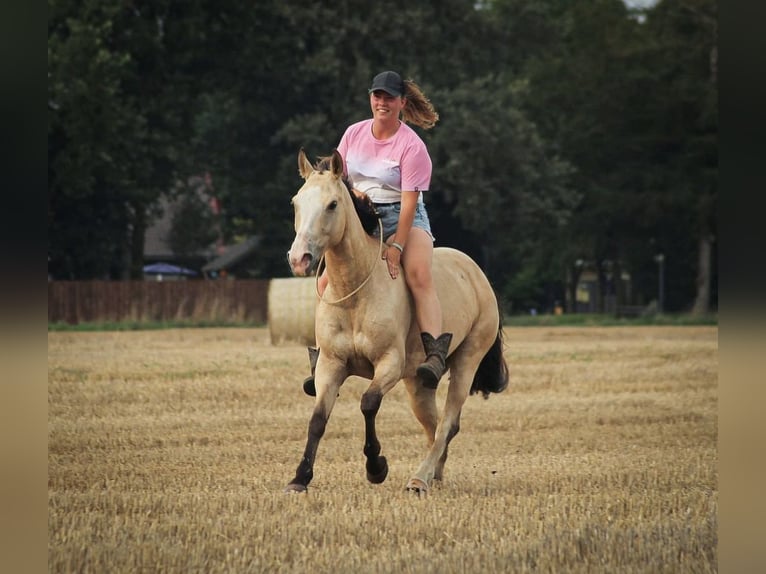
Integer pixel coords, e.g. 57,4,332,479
316,218,384,305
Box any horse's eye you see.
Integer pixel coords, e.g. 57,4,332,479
328,200,338,211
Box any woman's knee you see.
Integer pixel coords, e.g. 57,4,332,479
402,229,434,290
404,263,432,291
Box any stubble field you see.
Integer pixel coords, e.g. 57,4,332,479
48,326,717,573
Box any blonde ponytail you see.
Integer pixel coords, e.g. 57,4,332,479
401,80,439,130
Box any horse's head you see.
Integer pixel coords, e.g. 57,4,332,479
287,149,350,276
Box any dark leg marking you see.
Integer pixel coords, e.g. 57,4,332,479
286,408,327,490
361,390,388,484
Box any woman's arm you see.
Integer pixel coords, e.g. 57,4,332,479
383,190,419,279
393,191,419,249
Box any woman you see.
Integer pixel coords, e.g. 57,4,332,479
303,70,451,396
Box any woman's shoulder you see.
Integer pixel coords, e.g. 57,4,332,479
397,122,428,151
398,122,425,140
343,118,373,137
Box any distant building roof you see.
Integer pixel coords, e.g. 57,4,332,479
144,174,221,261
143,196,176,259
202,236,261,273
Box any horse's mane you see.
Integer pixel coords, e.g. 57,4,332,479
315,155,380,236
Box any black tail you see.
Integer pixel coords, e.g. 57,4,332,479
470,317,509,399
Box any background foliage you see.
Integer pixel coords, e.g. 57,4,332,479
48,0,717,314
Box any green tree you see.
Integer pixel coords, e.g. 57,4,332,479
643,0,717,314
485,0,717,312
48,0,715,316
48,2,135,278
427,76,577,311
192,0,501,278
167,183,219,257
49,0,208,278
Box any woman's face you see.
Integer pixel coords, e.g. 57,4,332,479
369,90,405,122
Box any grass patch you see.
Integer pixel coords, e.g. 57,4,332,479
48,319,266,332
49,326,718,573
504,312,718,327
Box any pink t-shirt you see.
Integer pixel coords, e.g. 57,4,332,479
337,119,432,204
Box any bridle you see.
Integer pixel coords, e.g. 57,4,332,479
315,218,384,305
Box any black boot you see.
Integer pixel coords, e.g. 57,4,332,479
302,346,319,396
416,333,453,389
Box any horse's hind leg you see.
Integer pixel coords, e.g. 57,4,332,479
406,364,474,495
404,376,439,445
404,377,453,483
434,440,451,482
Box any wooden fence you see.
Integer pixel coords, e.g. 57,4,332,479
48,280,270,325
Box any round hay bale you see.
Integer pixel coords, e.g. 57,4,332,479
268,278,317,346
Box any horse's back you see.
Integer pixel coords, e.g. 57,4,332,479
433,247,496,307
430,247,500,347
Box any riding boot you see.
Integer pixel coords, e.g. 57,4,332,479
302,346,320,396
416,332,453,389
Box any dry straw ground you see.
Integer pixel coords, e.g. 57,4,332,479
48,326,717,573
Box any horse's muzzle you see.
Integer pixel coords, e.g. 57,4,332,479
287,250,316,277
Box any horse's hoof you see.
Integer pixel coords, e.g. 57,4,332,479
366,456,388,484
284,483,307,494
405,477,429,496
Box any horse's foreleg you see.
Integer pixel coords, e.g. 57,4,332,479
285,406,331,493
360,389,388,483
285,376,341,493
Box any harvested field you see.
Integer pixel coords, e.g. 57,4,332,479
48,326,717,573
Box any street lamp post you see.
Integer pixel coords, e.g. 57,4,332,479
654,253,665,313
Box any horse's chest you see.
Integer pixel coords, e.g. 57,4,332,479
316,304,402,351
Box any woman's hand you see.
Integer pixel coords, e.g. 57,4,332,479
382,243,402,279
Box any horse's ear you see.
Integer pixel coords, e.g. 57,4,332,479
298,148,314,180
330,149,344,179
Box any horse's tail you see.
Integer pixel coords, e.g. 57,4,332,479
470,315,509,399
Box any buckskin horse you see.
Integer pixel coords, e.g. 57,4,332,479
285,149,508,495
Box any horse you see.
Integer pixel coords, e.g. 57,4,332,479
285,149,508,495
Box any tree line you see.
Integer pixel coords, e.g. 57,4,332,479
48,0,717,314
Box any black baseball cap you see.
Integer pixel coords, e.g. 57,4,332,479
369,71,405,97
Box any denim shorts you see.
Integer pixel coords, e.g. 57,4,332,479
373,202,434,242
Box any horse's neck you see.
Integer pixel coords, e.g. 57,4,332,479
324,216,378,296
